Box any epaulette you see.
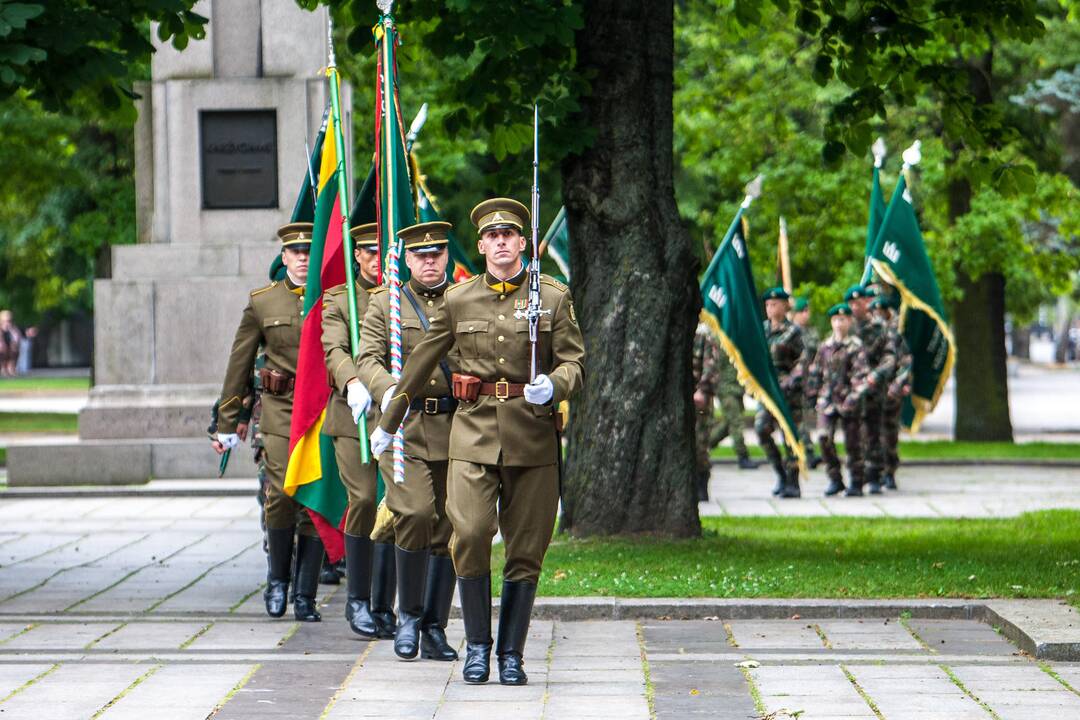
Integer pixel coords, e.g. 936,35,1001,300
324,283,347,297
370,286,389,296
250,282,277,297
446,275,481,294
540,275,568,293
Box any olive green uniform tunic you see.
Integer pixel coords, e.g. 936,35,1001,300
356,277,458,555
321,274,395,542
378,267,585,582
218,277,315,536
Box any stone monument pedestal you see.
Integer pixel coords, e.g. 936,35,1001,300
7,0,350,485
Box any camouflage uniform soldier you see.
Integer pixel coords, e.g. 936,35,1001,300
755,287,805,498
873,295,911,490
808,304,868,496
709,343,757,469
845,285,897,495
371,198,585,686
791,297,822,468
692,323,722,501
214,223,324,622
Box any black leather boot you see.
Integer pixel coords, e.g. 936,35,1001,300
421,555,458,661
293,534,323,622
737,453,760,470
779,463,801,498
771,464,786,496
497,580,537,686
866,468,883,495
393,546,429,660
370,542,397,639
845,475,865,496
344,534,380,638
264,527,294,618
458,574,492,684
824,471,845,497
319,552,342,585
883,473,898,490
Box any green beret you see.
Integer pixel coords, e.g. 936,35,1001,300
843,284,868,302
870,296,890,310
828,303,853,317
762,287,790,301
792,297,809,312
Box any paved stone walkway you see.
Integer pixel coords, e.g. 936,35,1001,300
1,496,1079,718
702,462,1080,518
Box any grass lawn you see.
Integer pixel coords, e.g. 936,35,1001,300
490,511,1080,602
0,412,78,434
0,376,89,394
712,441,1080,461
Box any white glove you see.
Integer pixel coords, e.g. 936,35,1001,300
370,427,393,457
216,433,240,450
524,374,554,405
381,385,396,413
346,381,372,424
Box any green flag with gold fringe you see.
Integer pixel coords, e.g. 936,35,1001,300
868,172,955,432
700,208,804,470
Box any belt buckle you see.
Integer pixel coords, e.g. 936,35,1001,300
424,397,439,415
495,381,510,400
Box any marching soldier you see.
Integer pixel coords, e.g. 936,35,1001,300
709,344,758,470
357,221,461,662
845,285,897,495
321,223,398,639
872,294,911,490
755,287,805,498
214,223,324,622
791,297,822,468
370,198,585,686
808,303,868,496
692,322,722,501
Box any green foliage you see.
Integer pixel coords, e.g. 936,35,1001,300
491,511,1080,600
0,0,206,116
0,94,136,321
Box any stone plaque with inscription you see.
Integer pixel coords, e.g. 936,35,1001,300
200,110,278,209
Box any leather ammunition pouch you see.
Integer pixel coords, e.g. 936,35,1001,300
451,373,482,403
259,368,295,396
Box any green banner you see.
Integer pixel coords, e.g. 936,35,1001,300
700,210,804,468
543,206,570,282
869,173,955,432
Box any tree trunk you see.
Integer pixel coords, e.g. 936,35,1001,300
948,49,1013,442
558,0,700,537
952,270,1013,440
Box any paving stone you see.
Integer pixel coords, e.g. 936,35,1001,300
816,619,925,650
90,621,209,650
0,662,149,718
324,698,439,719
906,618,1020,656
728,619,826,649
543,695,650,718
0,662,54,698
185,621,296,650
435,700,543,720
848,666,987,718
98,663,256,719
2,621,120,650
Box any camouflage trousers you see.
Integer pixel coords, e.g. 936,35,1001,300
818,412,864,485
883,396,902,475
755,397,802,475
708,391,749,458
694,401,715,478
860,391,887,476
800,399,817,457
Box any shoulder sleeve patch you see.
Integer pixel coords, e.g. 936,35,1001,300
250,282,277,297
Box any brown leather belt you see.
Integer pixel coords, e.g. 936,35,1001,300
259,367,295,396
478,381,526,399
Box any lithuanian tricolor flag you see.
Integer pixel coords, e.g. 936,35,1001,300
284,108,349,561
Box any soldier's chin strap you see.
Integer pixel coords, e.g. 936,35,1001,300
400,285,454,389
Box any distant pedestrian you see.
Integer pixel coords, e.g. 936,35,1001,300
0,310,23,377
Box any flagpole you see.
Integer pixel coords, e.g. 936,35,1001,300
377,0,406,485
777,216,792,294
860,138,888,286
327,16,371,464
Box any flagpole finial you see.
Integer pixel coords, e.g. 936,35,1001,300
902,140,922,169
406,103,428,145
872,137,887,168
327,14,336,69
741,174,763,208
377,0,394,14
